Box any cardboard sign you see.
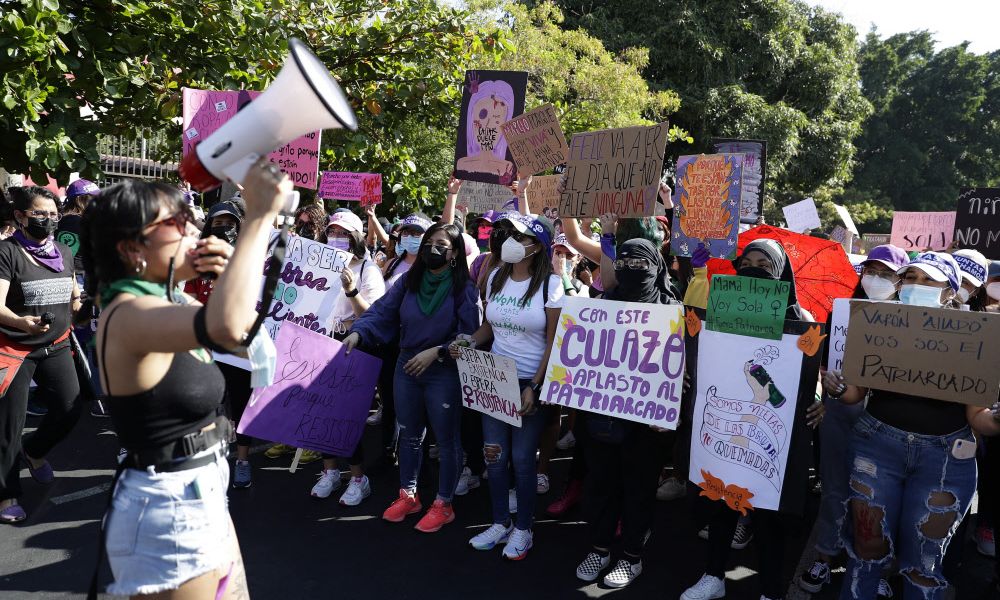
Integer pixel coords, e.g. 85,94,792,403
711,139,766,224
558,122,670,218
707,275,790,340
833,204,859,236
781,198,821,233
237,322,382,455
500,103,569,176
456,347,523,427
457,181,518,214
831,225,855,254
827,298,853,371
842,301,1000,406
670,154,742,259
889,211,956,251
953,187,1000,259
690,324,817,513
182,88,321,189
861,233,890,252
454,70,529,185
542,297,686,429
526,175,562,218
318,172,382,206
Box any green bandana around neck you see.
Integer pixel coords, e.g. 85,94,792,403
100,278,174,308
416,268,454,316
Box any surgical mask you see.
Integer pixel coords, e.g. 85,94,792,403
861,275,897,300
957,287,971,303
899,283,945,307
400,235,422,255
327,237,351,252
563,261,575,278
988,282,1000,301
500,236,536,264
24,216,56,240
421,245,449,270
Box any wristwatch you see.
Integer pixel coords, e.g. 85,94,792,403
525,381,542,395
437,345,449,362
345,288,360,298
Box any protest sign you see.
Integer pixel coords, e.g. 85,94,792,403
847,253,866,275
781,198,821,233
690,322,819,513
542,296,686,429
953,187,1000,259
318,172,382,206
833,204,859,236
827,298,854,372
237,323,381,455
842,302,1000,406
500,103,569,176
711,139,766,224
182,88,321,189
454,70,528,185
457,181,518,214
861,233,890,252
889,211,955,251
707,275,790,340
558,122,670,218
831,225,854,254
670,154,742,259
526,175,562,218
456,347,523,427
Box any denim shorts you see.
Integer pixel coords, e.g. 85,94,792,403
105,444,233,596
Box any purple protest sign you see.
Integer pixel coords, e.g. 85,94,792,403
318,172,383,206
182,87,321,189
237,322,381,455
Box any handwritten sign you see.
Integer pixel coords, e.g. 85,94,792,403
526,175,562,217
318,172,382,206
826,298,853,371
457,181,517,214
711,139,766,224
953,187,1000,259
781,198,821,233
182,88,321,189
670,154,742,259
833,204,859,236
237,322,382,455
454,70,528,185
707,275,790,340
542,296,685,429
558,122,669,218
861,233,890,252
842,301,1000,406
456,347,522,427
500,103,569,176
831,225,854,254
889,211,956,251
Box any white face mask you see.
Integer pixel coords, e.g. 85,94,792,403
500,236,536,264
899,283,945,307
957,287,971,303
988,282,1000,301
861,275,896,300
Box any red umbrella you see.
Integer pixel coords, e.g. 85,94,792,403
706,225,859,323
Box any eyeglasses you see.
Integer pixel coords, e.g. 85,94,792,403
147,209,193,236
862,267,899,282
614,257,651,271
24,210,60,222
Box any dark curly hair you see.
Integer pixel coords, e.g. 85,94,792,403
293,204,328,243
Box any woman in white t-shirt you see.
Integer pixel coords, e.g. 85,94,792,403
451,213,562,561
308,211,386,506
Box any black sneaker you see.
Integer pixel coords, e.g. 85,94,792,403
575,551,610,582
731,517,753,549
877,578,894,599
90,399,111,418
798,560,830,593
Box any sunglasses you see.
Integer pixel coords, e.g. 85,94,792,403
147,208,193,236
613,257,651,271
510,231,536,243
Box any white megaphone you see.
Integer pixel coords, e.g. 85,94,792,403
180,38,358,198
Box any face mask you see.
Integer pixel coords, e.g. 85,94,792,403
210,225,237,246
421,245,449,270
957,287,971,303
500,236,538,264
400,235,422,255
328,237,351,252
861,275,897,300
563,261,575,278
988,282,1000,301
295,224,315,240
24,217,56,240
899,283,945,307
736,266,775,280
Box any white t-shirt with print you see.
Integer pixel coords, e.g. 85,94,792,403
485,271,564,379
330,257,386,335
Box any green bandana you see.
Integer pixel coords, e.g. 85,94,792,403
100,278,171,308
416,268,454,316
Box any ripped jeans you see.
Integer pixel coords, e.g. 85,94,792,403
840,412,976,600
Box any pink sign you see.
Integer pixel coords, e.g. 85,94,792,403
182,87,321,189
318,171,382,206
889,211,956,251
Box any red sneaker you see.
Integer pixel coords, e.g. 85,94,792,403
414,499,455,533
382,489,421,523
546,479,583,517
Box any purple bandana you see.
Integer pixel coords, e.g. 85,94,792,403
13,230,65,273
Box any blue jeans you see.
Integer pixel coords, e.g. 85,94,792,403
481,381,547,531
394,351,463,503
814,395,864,556
840,412,977,600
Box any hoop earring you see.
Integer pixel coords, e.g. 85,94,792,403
450,258,457,268
134,257,147,277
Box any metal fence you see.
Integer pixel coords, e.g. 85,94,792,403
97,129,178,186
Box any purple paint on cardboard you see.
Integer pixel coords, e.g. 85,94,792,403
318,172,383,205
237,322,381,455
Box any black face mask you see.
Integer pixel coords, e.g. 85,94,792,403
422,245,449,270
296,224,315,240
737,266,776,281
24,217,56,240
210,225,238,245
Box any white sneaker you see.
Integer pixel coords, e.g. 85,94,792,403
656,476,687,501
366,406,382,426
339,475,371,506
469,522,514,550
576,551,611,582
536,473,550,494
681,574,726,600
455,467,480,496
310,469,342,498
508,489,518,513
502,528,533,560
604,558,642,588
556,430,576,450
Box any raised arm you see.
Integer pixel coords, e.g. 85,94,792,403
442,174,462,225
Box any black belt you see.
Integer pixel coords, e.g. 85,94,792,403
125,415,231,472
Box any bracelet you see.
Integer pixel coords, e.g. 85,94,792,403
345,288,360,298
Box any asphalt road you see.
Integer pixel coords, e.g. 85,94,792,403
1,410,997,599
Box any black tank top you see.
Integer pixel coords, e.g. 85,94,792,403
100,305,226,451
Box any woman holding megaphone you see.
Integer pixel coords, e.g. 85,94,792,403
79,159,288,598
